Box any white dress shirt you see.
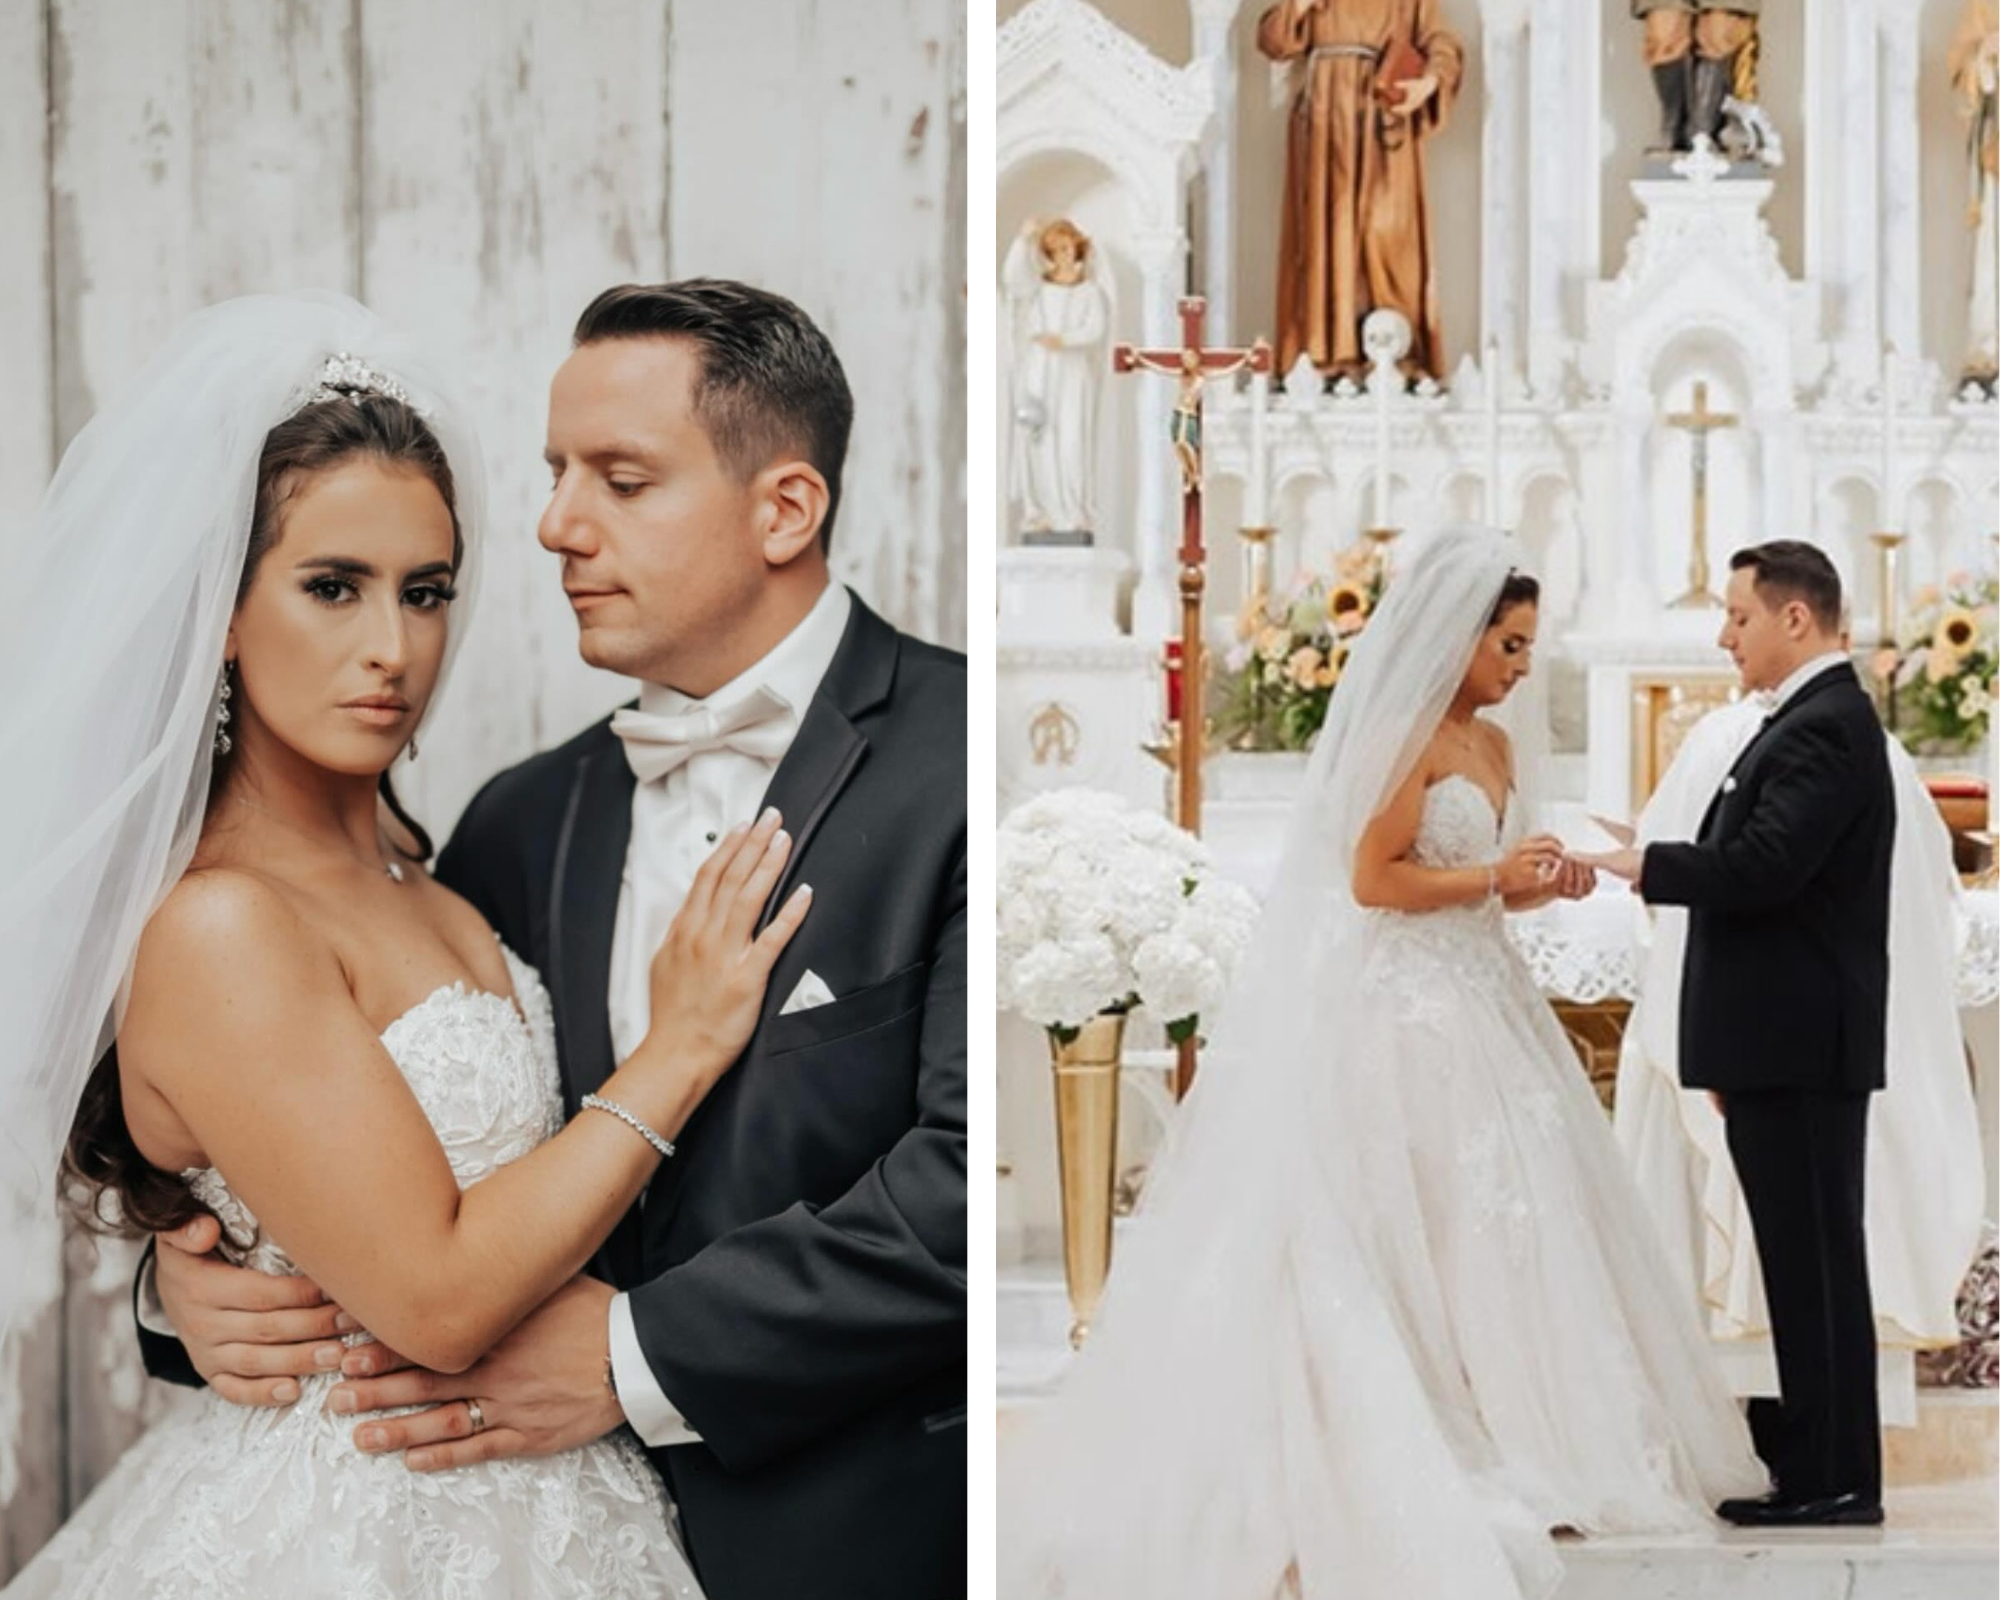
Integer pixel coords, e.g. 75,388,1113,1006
604,580,850,1447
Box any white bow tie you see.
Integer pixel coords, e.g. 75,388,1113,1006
611,686,793,784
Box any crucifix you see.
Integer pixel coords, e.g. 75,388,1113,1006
1665,380,1738,609
1113,295,1271,1098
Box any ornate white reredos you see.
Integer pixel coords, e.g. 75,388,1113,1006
998,0,1213,228
1586,174,1824,413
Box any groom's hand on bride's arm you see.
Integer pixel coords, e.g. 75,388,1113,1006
330,1275,624,1471
151,1214,350,1407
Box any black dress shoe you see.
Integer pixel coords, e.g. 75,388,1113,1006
1717,1490,1884,1527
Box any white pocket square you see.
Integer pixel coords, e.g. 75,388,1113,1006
779,969,837,1016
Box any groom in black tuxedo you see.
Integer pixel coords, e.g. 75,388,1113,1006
1611,540,1893,1527
139,281,965,1599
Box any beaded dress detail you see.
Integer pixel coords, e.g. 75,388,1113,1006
6,946,702,1600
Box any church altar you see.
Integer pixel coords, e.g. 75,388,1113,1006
998,0,2000,1259
998,0,1997,1587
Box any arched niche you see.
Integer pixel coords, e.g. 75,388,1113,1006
1645,332,1758,605
1438,470,1484,527
1906,473,1968,593
998,151,1143,596
1817,474,1876,631
998,0,1212,636
1519,470,1583,627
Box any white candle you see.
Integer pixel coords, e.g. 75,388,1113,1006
1880,345,1896,533
1373,364,1391,530
1246,370,1270,529
1483,340,1501,527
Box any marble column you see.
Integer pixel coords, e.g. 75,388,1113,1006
1129,230,1189,640
1878,8,1922,363
1479,0,1528,367
1615,404,1656,621
1191,0,1236,344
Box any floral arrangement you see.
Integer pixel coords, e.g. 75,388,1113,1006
997,788,1260,1044
1877,574,1996,754
1214,538,1387,752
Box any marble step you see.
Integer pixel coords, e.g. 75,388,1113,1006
1553,1479,1996,1600
1885,1387,1996,1487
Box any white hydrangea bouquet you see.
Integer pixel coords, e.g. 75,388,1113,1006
997,788,1261,1045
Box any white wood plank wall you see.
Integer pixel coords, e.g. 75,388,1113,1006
0,1,966,1576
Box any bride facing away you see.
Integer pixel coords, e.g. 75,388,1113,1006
999,525,1766,1600
0,295,809,1598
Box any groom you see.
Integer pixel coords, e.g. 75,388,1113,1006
139,280,967,1598
1596,540,1893,1527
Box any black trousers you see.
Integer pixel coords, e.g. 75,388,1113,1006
1723,1088,1879,1501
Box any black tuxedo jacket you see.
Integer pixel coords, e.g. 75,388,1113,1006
436,592,966,1599
1640,662,1893,1095
137,592,966,1600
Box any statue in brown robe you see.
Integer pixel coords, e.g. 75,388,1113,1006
1256,0,1463,383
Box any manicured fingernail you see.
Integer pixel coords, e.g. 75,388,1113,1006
333,1311,358,1332
313,1344,342,1369
330,1390,357,1414
792,883,813,902
759,806,780,828
342,1353,373,1376
772,830,789,850
408,1450,434,1471
273,1380,299,1403
357,1426,383,1450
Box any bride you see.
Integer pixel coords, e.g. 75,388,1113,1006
0,294,810,1597
999,525,1767,1600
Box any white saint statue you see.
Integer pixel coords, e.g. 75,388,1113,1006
1003,218,1110,541
1951,1,1998,390
1613,695,1986,1425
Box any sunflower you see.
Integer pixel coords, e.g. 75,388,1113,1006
1936,607,1980,659
1326,580,1370,626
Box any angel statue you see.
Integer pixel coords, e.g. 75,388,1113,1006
1003,217,1111,544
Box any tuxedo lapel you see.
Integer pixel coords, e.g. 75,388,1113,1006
548,738,635,1114
752,596,898,935
1696,663,1860,842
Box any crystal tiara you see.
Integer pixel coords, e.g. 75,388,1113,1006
295,352,427,415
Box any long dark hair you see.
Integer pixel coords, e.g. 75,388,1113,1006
61,391,464,1236
1487,570,1540,625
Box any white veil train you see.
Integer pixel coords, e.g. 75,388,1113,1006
1000,525,1560,1600
0,294,485,1410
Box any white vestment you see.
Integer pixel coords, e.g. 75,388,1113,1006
1613,697,1985,1424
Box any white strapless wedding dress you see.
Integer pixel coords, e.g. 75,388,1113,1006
5,946,702,1600
1001,777,1766,1600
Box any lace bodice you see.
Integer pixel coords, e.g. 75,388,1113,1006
15,945,700,1600
1408,771,1513,870
184,945,564,1271
1362,775,1527,1028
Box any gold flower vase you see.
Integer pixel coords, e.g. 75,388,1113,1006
1050,1012,1125,1349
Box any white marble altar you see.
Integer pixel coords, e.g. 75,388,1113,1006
996,0,2000,1264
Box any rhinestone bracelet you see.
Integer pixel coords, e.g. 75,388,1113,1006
580,1094,676,1159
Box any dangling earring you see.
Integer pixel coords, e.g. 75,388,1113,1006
214,662,234,756
406,734,420,761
